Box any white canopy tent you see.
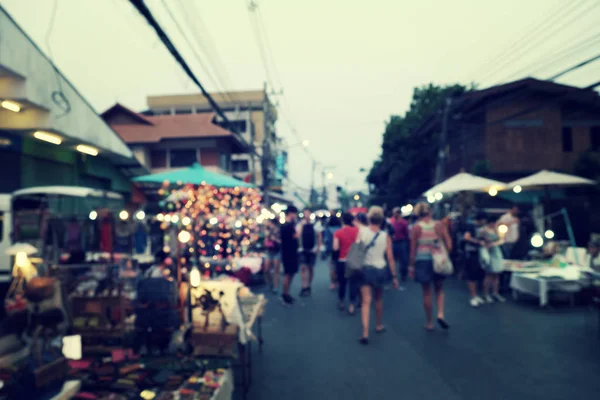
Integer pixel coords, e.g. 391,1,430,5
423,172,507,197
507,170,596,189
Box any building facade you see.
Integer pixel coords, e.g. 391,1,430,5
102,104,249,177
143,89,281,190
0,7,143,195
416,78,600,182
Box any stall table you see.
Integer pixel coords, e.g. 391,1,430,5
509,264,593,307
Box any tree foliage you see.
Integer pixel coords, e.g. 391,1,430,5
368,83,471,205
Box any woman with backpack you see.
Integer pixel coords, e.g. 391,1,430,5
354,206,398,344
409,202,452,331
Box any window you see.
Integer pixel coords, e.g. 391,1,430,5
170,149,197,167
591,126,600,151
231,159,249,173
220,153,230,171
562,127,573,152
150,150,167,168
0,211,4,243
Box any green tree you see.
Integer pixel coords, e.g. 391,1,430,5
368,83,471,204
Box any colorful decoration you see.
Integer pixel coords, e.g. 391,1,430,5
156,183,263,271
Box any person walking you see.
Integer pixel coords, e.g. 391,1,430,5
298,209,322,297
280,206,299,305
326,215,342,290
463,212,486,307
332,212,359,314
355,206,399,344
409,202,452,331
479,214,506,303
391,207,410,287
264,219,281,293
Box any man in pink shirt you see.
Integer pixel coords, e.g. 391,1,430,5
391,207,410,285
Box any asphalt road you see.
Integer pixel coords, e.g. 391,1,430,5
242,260,600,399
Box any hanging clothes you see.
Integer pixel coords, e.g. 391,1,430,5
134,223,148,254
100,217,113,253
65,218,82,252
115,220,133,253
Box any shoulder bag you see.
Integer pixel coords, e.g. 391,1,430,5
345,231,381,273
431,224,454,276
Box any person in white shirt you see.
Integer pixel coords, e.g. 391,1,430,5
497,205,519,258
355,206,398,345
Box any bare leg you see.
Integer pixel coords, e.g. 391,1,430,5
264,258,272,288
434,280,445,320
300,265,309,288
467,281,478,299
360,285,372,338
373,287,384,330
492,274,500,295
308,265,315,287
283,274,292,296
422,284,433,329
484,274,492,297
272,259,280,290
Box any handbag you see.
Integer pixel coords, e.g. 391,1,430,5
345,231,381,273
432,241,454,276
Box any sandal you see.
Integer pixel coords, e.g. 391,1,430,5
437,318,450,330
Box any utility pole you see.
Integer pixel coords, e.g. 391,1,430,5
309,159,317,208
321,169,327,209
435,97,452,186
433,97,452,217
262,81,271,208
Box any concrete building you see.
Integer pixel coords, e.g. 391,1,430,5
102,103,250,176
143,90,281,190
0,7,144,195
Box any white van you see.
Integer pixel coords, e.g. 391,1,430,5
0,194,11,283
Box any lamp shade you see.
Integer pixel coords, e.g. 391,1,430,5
5,243,38,256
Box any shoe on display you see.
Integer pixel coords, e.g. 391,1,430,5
494,293,506,303
485,295,494,303
470,298,479,307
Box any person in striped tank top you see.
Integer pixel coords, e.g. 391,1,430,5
409,202,452,331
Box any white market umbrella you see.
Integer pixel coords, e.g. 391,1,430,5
508,169,595,189
5,243,38,256
423,172,506,197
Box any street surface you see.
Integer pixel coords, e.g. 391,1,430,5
242,260,600,399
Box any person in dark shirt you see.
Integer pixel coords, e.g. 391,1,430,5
297,209,323,297
463,212,486,307
391,207,410,285
280,206,299,305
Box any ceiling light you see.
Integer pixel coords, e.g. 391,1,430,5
34,131,62,145
489,188,498,196
119,210,129,220
76,144,99,156
513,185,522,194
1,100,21,113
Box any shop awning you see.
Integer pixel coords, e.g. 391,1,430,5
507,170,596,189
133,163,254,188
423,173,506,196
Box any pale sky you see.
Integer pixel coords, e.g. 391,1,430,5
2,0,599,194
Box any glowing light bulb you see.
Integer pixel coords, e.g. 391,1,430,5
427,195,436,204
498,224,508,234
89,211,98,221
156,213,164,222
513,185,522,194
135,210,146,220
531,233,544,248
119,210,129,220
171,215,180,224
235,220,242,228
182,216,192,226
489,188,498,197
434,192,443,201
544,230,555,239
210,217,218,225
178,230,191,243
190,267,201,288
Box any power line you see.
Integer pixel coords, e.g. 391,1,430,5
469,0,580,81
547,52,600,80
501,31,600,83
481,0,599,84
